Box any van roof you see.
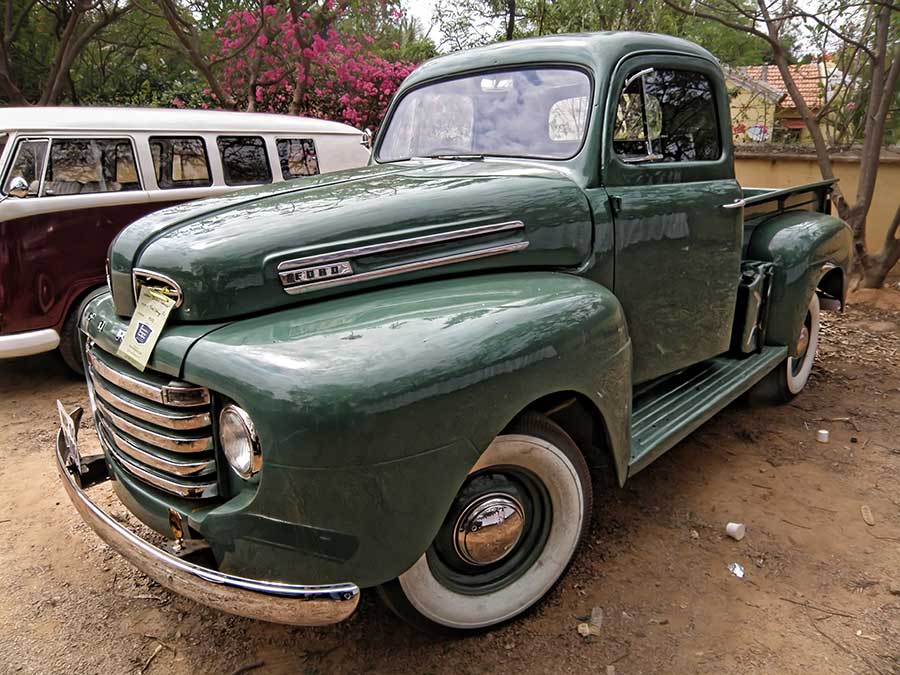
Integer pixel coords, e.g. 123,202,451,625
0,107,362,136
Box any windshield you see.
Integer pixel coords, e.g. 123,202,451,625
377,67,591,162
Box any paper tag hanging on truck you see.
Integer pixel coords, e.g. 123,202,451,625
117,286,176,371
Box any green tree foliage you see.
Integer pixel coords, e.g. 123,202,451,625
1,0,133,105
0,0,434,108
338,2,437,62
433,0,780,65
70,7,206,107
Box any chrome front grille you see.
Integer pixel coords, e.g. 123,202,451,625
86,343,218,499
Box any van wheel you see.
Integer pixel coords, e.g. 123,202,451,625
753,293,820,404
378,412,592,634
59,287,107,376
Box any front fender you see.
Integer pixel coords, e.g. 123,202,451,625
183,272,630,587
746,211,851,354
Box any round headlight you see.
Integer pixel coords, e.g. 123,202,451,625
219,405,261,479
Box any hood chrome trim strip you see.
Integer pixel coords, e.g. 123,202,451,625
276,220,525,272
280,240,529,295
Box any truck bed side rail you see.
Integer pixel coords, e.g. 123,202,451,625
741,179,836,222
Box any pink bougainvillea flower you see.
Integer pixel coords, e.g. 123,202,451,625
209,0,415,130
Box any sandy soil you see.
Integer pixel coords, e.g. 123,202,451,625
1,289,898,675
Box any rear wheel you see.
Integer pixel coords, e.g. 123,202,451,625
753,293,820,403
378,412,592,634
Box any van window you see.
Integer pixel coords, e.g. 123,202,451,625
3,139,48,196
150,137,211,189
217,136,271,186
43,138,141,197
276,138,319,179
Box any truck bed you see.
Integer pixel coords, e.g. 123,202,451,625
742,178,835,220
740,178,836,252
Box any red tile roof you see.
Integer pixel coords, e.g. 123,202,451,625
739,63,824,109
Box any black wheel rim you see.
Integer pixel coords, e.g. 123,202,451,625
426,465,552,596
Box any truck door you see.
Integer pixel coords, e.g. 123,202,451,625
603,57,743,384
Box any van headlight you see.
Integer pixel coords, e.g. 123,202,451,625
219,404,261,479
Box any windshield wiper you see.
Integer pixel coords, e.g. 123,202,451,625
424,154,485,161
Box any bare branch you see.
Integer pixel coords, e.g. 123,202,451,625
38,0,132,105
769,10,876,57
157,0,237,109
662,0,774,45
5,0,38,48
887,203,900,245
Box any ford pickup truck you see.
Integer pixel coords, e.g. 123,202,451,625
55,32,851,633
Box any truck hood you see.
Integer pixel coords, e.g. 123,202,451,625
108,159,592,322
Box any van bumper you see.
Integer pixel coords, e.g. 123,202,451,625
0,328,60,358
54,415,361,626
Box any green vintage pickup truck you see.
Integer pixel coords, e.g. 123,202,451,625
56,32,851,633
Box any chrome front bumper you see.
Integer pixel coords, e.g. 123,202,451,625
54,408,360,626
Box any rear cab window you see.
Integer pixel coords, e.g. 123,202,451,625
217,136,271,186
43,138,141,196
276,138,319,179
150,137,211,189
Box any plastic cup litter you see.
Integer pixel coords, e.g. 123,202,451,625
725,522,746,541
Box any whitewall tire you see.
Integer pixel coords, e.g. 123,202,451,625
785,293,820,394
378,413,592,633
752,293,821,403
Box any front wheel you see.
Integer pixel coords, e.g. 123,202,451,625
378,413,592,634
753,293,820,403
59,287,107,376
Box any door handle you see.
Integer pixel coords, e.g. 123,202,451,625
722,199,746,210
608,194,622,216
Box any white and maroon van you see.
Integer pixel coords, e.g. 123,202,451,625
0,107,370,371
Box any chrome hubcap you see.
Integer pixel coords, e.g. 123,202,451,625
453,494,525,566
796,324,810,359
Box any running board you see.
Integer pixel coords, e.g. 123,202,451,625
628,346,787,476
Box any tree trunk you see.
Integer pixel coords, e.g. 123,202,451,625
158,0,237,110
38,2,86,105
505,0,516,40
288,56,310,116
853,204,900,289
0,67,27,104
856,249,900,289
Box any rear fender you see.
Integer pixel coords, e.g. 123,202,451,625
182,272,631,587
746,211,851,355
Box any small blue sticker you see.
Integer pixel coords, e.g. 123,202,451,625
135,322,153,344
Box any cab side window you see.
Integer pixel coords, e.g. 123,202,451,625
217,136,271,186
276,138,319,179
614,68,720,163
150,137,212,189
43,138,141,197
3,139,49,196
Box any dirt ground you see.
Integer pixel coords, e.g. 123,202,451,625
1,288,899,675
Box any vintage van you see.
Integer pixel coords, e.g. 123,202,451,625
0,107,370,371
